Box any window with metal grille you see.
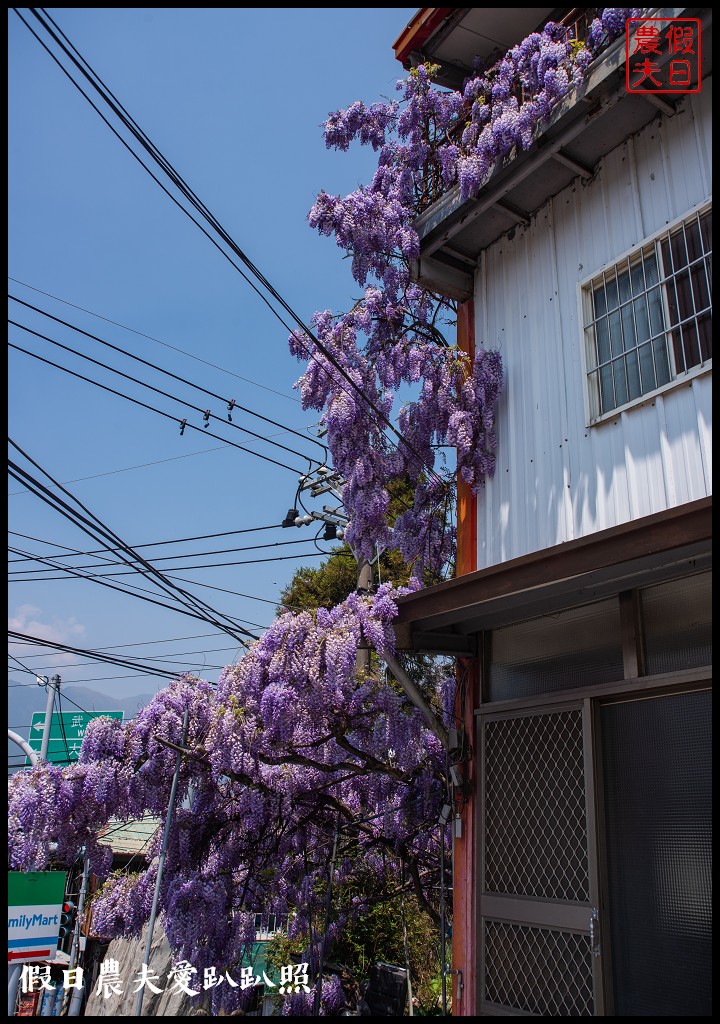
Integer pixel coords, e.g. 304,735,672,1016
582,204,712,420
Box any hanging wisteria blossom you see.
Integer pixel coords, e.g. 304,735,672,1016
9,12,638,1015
292,8,638,574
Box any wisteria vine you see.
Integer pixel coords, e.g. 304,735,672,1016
291,8,638,573
9,11,640,1016
9,585,453,1014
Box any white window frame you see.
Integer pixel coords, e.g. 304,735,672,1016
578,199,712,427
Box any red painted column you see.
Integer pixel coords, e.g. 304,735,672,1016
453,299,477,1015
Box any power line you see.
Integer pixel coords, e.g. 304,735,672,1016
8,631,187,679
8,642,252,669
8,537,324,574
7,626,225,651
9,294,328,460
8,548,336,580
8,630,260,654
9,329,311,476
8,669,189,686
15,7,445,490
7,652,131,721
7,539,269,629
7,275,304,404
8,440,259,644
8,523,283,561
7,445,229,496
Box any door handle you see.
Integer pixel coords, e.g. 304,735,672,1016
589,907,600,957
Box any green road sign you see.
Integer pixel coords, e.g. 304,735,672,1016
27,711,123,765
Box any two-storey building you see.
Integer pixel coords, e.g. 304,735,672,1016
392,8,712,1016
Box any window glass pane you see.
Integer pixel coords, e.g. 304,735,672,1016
585,210,709,419
644,250,659,286
638,341,656,391
674,269,694,322
600,363,614,412
621,303,636,351
593,284,607,318
665,277,680,327
642,572,712,674
647,286,665,336
653,336,671,385
630,260,645,296
618,266,632,305
609,310,623,356
633,297,650,342
698,312,712,361
685,218,703,262
670,229,688,271
606,274,619,311
626,351,641,400
690,263,710,312
681,322,701,369
653,337,671,384
488,598,623,701
613,357,628,406
596,317,611,365
699,210,712,253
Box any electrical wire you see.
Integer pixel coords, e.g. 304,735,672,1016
9,332,310,476
8,523,284,561
8,669,203,685
8,546,336,581
8,441,258,644
9,294,328,461
8,275,304,404
7,652,136,721
9,630,249,655
8,631,187,678
10,653,231,673
7,444,230,497
7,441,260,640
11,9,454,568
15,7,446,491
9,536,325,575
7,539,270,628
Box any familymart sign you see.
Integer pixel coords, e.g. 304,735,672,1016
8,871,67,963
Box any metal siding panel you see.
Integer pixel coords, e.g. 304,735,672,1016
693,373,713,492
659,378,713,505
474,90,712,571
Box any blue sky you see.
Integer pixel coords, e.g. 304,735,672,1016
7,7,417,723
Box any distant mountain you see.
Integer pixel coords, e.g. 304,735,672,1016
8,684,155,774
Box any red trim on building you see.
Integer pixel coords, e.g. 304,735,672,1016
392,8,454,68
456,301,477,579
454,299,478,1014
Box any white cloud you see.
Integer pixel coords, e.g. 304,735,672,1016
8,604,86,671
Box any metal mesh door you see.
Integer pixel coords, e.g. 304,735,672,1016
480,706,598,1016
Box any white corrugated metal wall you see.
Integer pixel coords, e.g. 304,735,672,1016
475,84,712,570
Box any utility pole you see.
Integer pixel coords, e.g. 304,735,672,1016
67,853,90,1016
39,675,60,761
439,820,447,1016
312,814,340,1017
355,558,374,674
134,708,189,1017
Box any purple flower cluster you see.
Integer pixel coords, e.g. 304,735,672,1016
8,585,449,1015
294,12,636,573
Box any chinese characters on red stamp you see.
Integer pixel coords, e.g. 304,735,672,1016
626,17,702,94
